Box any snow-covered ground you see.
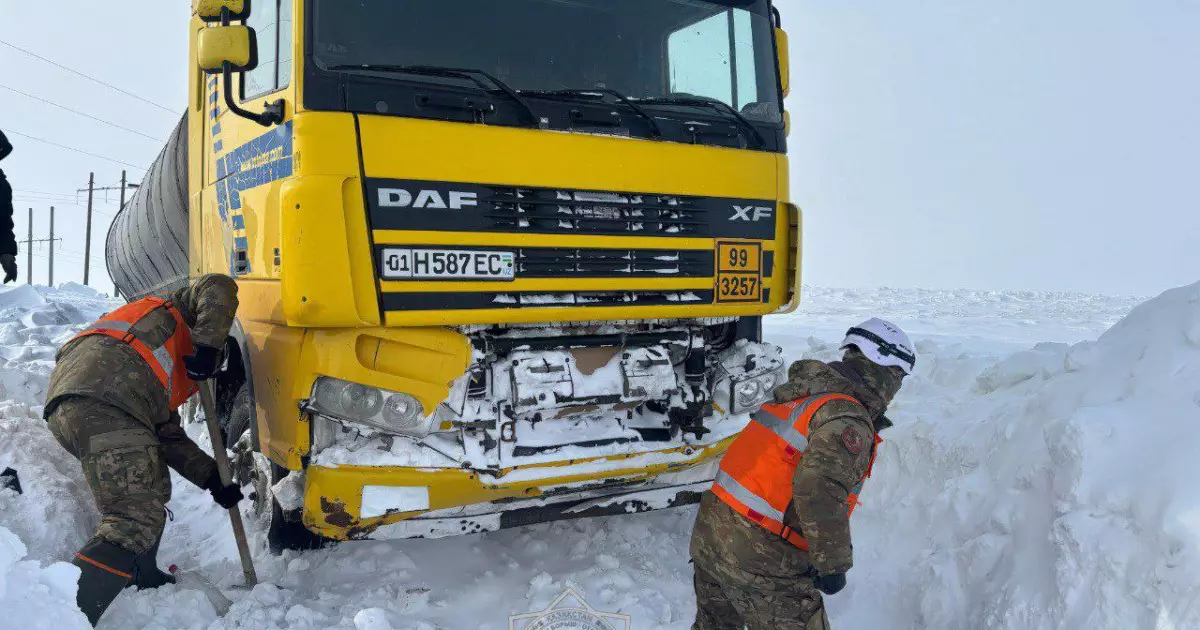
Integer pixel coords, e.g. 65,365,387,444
5,282,1199,629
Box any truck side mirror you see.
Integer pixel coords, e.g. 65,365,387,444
775,28,790,98
198,25,257,74
198,24,284,127
194,0,249,23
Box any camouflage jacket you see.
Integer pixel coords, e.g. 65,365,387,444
691,354,900,579
45,274,239,428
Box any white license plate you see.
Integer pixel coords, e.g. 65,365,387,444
380,248,516,280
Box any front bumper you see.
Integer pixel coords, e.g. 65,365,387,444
301,435,733,540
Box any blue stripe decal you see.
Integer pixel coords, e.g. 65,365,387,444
213,140,224,153
217,179,230,221
212,122,222,136
212,121,294,276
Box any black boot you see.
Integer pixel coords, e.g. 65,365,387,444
125,537,176,590
72,540,137,626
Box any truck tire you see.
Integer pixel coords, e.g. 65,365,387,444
227,383,329,554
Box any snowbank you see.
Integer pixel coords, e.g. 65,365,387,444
0,283,115,407
0,525,90,630
836,282,1200,629
8,281,1200,629
0,408,98,561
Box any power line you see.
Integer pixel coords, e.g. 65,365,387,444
12,190,84,200
3,129,145,171
0,39,177,115
13,193,82,202
14,188,81,197
0,83,164,142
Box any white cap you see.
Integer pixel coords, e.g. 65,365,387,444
842,318,916,375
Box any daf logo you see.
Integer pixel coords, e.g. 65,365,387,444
379,188,479,210
731,205,773,222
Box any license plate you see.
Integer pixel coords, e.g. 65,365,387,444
380,248,516,280
715,241,763,303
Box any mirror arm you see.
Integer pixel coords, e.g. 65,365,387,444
221,62,284,127
214,5,283,127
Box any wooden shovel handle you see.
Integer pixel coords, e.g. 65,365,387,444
200,382,258,587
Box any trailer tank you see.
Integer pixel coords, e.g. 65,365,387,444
106,115,189,299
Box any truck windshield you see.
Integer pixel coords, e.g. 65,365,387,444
311,0,782,124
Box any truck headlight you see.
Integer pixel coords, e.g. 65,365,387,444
734,379,766,409
311,377,430,437
717,369,786,414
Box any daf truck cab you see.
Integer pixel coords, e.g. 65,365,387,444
108,0,799,549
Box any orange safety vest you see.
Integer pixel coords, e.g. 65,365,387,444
711,393,882,551
71,296,199,410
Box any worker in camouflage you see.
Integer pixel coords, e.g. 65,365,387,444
690,318,916,630
44,274,243,626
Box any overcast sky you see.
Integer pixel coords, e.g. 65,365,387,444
0,0,1196,296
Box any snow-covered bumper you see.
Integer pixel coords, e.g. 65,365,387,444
300,438,733,540
295,325,782,540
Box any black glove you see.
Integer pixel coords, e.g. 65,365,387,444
183,345,221,381
0,467,21,495
206,472,244,509
1,255,17,284
813,572,847,596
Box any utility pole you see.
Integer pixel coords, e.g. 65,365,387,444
23,207,65,287
83,172,95,285
119,170,128,209
48,206,55,287
25,208,32,285
81,170,139,296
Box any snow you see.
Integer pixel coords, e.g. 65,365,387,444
0,284,116,630
0,526,90,629
9,281,1200,629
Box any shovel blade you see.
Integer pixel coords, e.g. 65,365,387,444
169,566,234,616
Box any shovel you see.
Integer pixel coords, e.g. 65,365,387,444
198,381,259,588
169,564,234,616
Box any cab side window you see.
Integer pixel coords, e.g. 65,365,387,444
244,0,292,99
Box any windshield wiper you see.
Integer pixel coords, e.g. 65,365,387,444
326,64,539,127
636,95,767,149
520,88,664,139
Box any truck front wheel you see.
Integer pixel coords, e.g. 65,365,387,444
227,383,329,554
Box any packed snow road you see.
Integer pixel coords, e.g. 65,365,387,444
7,283,1200,629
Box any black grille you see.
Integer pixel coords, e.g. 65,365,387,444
488,189,705,236
382,290,716,311
495,290,712,307
519,248,713,278
373,246,715,279
366,178,778,240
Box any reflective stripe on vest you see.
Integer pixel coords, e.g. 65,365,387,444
714,469,786,522
71,297,198,410
749,392,830,452
712,392,878,551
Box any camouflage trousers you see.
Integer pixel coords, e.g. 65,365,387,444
48,397,171,555
692,562,830,630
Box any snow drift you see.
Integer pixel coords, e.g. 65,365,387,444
835,282,1200,629
0,525,90,630
6,281,1200,629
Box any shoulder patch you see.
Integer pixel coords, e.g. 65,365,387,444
841,427,865,455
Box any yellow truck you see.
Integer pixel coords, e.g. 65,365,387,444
107,0,799,550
